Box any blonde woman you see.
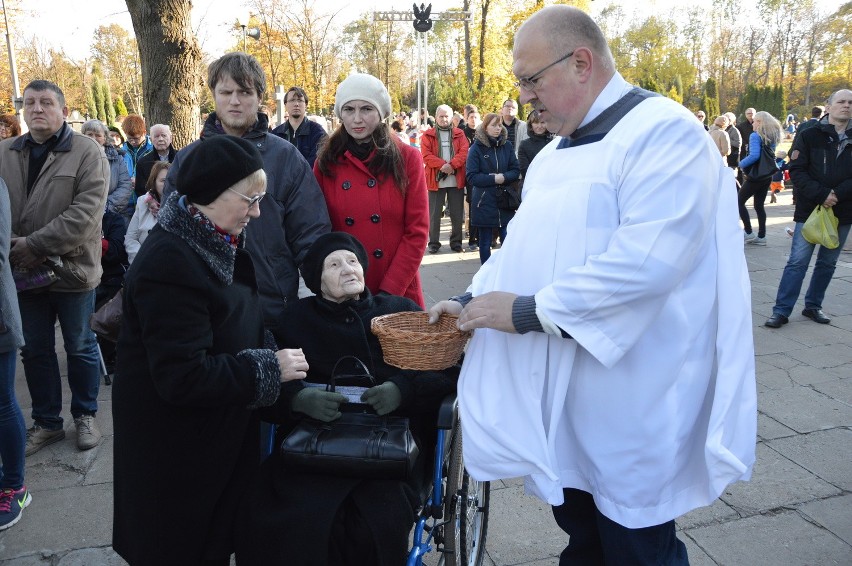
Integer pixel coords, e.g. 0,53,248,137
738,111,782,245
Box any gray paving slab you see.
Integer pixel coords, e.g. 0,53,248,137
483,484,564,565
720,443,840,515
686,511,852,566
812,378,852,405
758,384,852,433
768,428,852,490
797,493,852,547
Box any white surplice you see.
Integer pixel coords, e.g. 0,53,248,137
458,74,757,529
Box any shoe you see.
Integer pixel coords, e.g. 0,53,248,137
427,244,440,254
467,244,478,252
0,486,31,531
743,232,757,242
764,314,789,328
74,415,102,451
748,236,766,245
25,425,65,456
786,227,794,237
451,245,463,252
802,308,831,324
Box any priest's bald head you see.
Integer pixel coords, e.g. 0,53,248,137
512,5,616,138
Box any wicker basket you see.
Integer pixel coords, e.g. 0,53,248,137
371,312,470,370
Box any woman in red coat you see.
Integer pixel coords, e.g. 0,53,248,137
314,73,429,307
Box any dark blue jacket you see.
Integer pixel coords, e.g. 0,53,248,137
164,113,331,330
466,127,521,228
271,117,328,167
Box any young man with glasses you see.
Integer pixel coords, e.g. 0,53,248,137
271,86,328,167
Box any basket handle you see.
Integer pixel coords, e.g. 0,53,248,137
328,355,375,391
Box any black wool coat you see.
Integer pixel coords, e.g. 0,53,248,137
236,291,459,566
113,193,280,565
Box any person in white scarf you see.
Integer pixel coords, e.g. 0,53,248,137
428,6,756,565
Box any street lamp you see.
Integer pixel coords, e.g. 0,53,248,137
236,11,261,52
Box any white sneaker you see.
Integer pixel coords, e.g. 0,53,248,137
749,236,767,246
743,232,757,242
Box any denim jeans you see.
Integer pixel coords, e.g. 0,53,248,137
0,350,25,489
478,226,507,264
773,222,851,317
552,488,689,565
18,290,100,429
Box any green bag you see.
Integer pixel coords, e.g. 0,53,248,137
801,205,840,249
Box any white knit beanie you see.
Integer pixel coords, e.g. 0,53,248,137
334,73,392,120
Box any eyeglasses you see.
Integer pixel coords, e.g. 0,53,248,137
514,50,575,91
227,187,265,207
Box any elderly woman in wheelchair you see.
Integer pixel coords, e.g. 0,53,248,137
237,232,459,565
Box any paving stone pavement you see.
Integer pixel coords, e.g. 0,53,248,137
1,190,850,565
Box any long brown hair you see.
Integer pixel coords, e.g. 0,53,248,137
316,122,408,195
146,161,171,202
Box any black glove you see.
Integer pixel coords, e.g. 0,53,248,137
292,388,348,422
360,382,402,416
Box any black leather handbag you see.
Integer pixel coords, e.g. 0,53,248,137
279,356,419,480
744,143,779,181
496,183,521,211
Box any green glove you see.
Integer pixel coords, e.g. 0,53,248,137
292,388,348,422
360,382,402,416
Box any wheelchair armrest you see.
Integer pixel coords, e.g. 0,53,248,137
436,392,457,430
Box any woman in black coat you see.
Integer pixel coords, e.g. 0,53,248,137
466,112,522,264
113,136,308,565
236,232,458,566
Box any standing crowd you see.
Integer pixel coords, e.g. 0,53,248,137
0,6,848,565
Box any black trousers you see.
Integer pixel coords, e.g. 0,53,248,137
552,488,689,565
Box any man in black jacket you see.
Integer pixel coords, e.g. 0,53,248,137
165,52,331,331
765,89,852,328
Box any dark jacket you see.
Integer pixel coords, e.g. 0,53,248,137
788,119,852,225
113,192,281,565
466,126,521,228
271,117,328,167
165,113,331,331
518,131,553,178
135,145,176,198
0,179,23,354
736,120,754,160
99,210,127,290
1,124,109,292
237,290,458,565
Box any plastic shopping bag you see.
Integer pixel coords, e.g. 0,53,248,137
801,205,840,249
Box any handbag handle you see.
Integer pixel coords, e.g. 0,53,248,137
328,355,375,391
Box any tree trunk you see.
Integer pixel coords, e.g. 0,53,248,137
125,0,202,149
463,0,473,84
477,0,490,91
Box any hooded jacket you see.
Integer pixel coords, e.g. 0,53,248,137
466,125,521,228
165,112,331,330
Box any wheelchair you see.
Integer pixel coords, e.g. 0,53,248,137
407,393,490,566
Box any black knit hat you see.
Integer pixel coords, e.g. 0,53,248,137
177,135,264,205
302,232,369,296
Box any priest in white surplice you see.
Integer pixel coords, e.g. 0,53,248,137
428,6,756,565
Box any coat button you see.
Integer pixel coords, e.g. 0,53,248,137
342,181,351,190
345,217,355,226
345,317,354,323
367,179,376,188
371,214,380,223
373,249,383,258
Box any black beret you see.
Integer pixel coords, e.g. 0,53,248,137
302,232,369,296
177,135,264,205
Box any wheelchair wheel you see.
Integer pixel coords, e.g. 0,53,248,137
443,427,489,566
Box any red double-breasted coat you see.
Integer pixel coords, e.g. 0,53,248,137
314,140,429,307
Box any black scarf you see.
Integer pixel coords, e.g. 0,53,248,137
346,138,374,162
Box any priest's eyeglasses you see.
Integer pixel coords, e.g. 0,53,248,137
227,187,266,207
514,50,575,91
